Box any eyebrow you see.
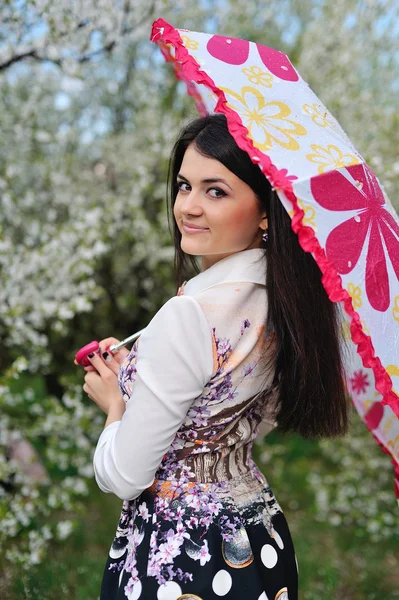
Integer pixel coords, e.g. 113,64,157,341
177,173,233,191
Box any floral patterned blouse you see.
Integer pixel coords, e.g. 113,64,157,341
93,248,276,500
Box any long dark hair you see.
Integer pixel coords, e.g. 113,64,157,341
167,113,349,439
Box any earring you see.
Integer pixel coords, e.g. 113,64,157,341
262,230,268,243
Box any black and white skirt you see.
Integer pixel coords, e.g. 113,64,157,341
100,471,298,600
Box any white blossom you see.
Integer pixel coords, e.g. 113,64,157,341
1,0,398,573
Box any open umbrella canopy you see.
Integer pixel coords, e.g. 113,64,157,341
150,18,399,499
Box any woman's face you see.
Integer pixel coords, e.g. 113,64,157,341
173,144,267,271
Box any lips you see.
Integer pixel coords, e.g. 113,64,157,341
182,222,209,231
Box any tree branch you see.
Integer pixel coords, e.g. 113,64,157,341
78,39,116,63
0,49,61,72
0,3,155,72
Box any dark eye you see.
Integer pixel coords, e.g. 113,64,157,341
208,187,226,199
177,181,190,192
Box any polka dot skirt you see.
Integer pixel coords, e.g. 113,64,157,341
99,479,298,600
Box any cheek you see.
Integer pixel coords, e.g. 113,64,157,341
229,211,247,227
221,205,259,236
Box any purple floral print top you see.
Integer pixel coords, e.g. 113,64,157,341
93,248,276,500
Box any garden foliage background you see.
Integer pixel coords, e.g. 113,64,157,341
1,1,398,598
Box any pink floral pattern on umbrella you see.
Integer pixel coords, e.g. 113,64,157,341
206,35,249,65
310,163,399,312
206,36,298,81
350,369,370,395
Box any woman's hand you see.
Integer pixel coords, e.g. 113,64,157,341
83,350,125,419
83,337,130,373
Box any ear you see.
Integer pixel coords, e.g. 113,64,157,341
259,214,268,231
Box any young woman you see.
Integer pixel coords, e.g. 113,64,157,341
83,113,349,600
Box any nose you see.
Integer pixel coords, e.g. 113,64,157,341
179,188,203,216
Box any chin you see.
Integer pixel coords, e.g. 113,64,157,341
180,239,201,255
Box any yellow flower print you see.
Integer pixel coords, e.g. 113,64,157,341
387,364,399,397
242,65,273,87
221,85,307,151
297,199,316,229
306,144,360,174
341,319,351,342
360,320,370,336
302,103,340,132
341,316,369,341
363,398,373,411
181,35,199,51
393,295,399,324
363,390,380,413
347,283,362,309
387,364,399,378
383,416,395,437
287,200,315,228
387,433,399,456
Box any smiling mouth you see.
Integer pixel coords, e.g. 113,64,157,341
182,222,209,232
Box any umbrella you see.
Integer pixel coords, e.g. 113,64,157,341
150,18,399,499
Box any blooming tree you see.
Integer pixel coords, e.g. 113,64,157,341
0,0,398,578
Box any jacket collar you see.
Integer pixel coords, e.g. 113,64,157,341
183,248,266,296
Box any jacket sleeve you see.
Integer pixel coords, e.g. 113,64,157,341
93,295,214,500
